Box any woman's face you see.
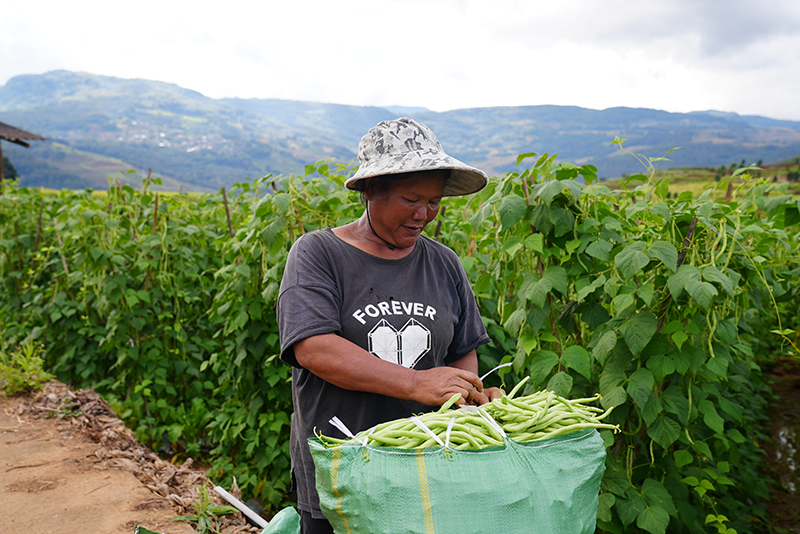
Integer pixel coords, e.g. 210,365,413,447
366,171,447,249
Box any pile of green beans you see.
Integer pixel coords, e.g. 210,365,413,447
317,377,618,450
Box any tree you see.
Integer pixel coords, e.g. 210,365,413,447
2,156,18,181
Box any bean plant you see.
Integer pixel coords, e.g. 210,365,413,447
1,147,798,533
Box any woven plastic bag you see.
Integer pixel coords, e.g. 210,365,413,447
309,428,606,534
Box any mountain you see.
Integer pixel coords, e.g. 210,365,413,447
2,70,800,190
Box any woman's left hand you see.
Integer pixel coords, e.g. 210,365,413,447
471,386,504,406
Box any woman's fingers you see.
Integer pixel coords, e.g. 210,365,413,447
413,367,485,407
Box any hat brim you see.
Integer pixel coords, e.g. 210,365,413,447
345,151,488,197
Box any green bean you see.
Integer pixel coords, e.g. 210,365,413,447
318,385,620,450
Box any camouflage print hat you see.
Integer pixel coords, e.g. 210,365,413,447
345,117,488,197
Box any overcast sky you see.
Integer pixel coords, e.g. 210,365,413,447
3,0,800,120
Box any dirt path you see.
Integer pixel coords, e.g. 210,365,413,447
1,382,261,534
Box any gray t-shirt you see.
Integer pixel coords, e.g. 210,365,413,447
277,227,489,517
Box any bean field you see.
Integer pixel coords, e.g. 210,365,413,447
2,147,799,533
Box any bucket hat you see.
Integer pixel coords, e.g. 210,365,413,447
345,117,488,197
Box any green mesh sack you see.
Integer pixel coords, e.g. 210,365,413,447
309,428,606,534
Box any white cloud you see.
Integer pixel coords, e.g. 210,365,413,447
2,0,800,120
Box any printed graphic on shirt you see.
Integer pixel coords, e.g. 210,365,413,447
368,318,431,369
352,300,436,325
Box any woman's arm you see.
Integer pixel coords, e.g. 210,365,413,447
293,333,486,407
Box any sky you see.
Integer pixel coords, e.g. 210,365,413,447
3,0,800,121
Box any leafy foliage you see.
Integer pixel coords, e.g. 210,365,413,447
1,147,798,532
2,156,18,181
172,485,239,534
436,145,799,534
0,338,54,395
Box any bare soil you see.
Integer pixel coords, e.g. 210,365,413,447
1,381,262,534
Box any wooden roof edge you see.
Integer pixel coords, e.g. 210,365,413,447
0,121,47,142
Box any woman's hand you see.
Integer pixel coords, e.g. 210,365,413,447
410,366,485,407
472,386,505,406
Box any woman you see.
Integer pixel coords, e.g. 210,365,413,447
277,117,501,534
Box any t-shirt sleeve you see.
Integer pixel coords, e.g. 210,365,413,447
443,249,490,363
277,233,343,367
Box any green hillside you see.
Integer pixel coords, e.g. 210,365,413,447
2,70,800,190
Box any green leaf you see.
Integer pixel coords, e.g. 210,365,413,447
602,216,624,233
582,303,609,329
512,345,528,374
661,386,690,425
625,200,648,220
627,368,655,409
577,274,606,303
648,240,678,272
617,494,646,527
503,308,526,334
599,369,627,409
674,449,693,468
548,206,575,237
530,204,554,235
586,240,613,262
235,264,252,278
597,493,616,523
526,278,553,308
538,180,565,206
613,293,635,312
667,265,701,298
646,353,676,383
671,331,689,351
604,276,620,298
685,279,717,309
620,312,658,356
498,194,528,230
520,332,537,355
530,350,559,387
615,241,650,279
469,203,492,231
647,416,681,448
524,233,544,254
502,236,524,259
542,266,568,296
727,428,747,444
516,152,539,166
637,282,655,307
641,394,663,426
718,397,744,424
547,371,573,397
527,305,548,334
698,400,725,434
760,193,793,213
260,217,287,246
693,440,713,460
637,506,671,534
702,266,734,297
641,478,677,514
565,239,582,254
715,319,737,344
650,203,671,221
271,192,291,212
592,330,617,364
562,345,591,379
